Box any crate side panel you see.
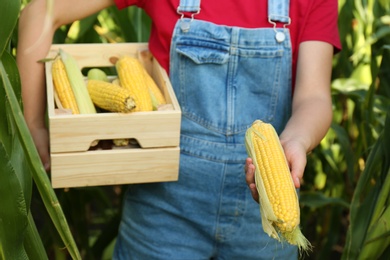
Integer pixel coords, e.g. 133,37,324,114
47,43,148,69
51,147,180,188
49,112,181,153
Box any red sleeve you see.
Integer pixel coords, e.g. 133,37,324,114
301,0,341,52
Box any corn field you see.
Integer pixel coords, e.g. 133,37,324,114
1,0,389,259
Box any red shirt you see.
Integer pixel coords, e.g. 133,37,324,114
114,0,341,79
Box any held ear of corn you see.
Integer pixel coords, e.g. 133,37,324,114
51,57,80,114
59,49,96,114
245,120,311,253
87,80,136,113
116,56,153,112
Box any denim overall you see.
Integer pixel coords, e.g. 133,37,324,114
114,0,297,259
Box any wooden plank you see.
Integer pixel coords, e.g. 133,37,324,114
49,111,180,152
51,147,180,188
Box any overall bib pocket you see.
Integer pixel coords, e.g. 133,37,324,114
173,35,286,135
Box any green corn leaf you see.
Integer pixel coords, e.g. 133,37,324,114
330,123,355,182
0,51,81,259
24,213,49,260
299,191,350,209
359,203,390,259
0,43,45,259
0,0,19,57
0,142,29,260
342,134,384,259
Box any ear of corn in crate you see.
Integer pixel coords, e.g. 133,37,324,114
52,49,169,148
116,56,165,112
87,80,136,113
54,49,98,146
245,120,311,253
59,49,96,114
87,68,109,82
51,57,80,114
87,73,133,147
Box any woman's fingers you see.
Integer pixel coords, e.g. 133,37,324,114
245,158,259,203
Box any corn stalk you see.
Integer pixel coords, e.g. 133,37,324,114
342,108,390,259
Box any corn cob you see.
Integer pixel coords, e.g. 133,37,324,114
87,68,109,82
110,77,129,145
245,120,311,252
112,138,129,146
102,75,129,146
87,80,136,113
59,49,96,114
116,56,153,112
51,57,80,114
143,70,166,110
88,70,131,146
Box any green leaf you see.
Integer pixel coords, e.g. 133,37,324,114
24,213,49,260
108,6,138,42
377,47,390,102
1,49,43,258
0,51,81,259
342,113,390,259
0,0,20,57
330,123,355,182
0,43,21,152
299,191,349,208
0,50,32,207
108,6,151,42
359,204,390,259
0,142,29,260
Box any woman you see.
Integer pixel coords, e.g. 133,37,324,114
17,0,341,259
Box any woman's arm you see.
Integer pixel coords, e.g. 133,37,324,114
17,0,115,170
281,41,334,187
246,41,334,199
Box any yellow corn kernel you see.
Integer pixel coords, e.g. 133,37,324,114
87,80,136,113
113,138,129,147
51,57,80,114
245,120,311,252
59,49,96,114
143,70,166,110
116,56,153,112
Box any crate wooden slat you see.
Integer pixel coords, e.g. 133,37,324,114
45,43,181,188
51,147,180,188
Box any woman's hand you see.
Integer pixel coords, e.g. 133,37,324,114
30,125,51,171
245,157,259,202
280,137,307,189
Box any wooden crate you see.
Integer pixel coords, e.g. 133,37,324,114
45,43,181,188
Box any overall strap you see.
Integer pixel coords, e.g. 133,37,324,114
176,0,291,41
268,0,291,24
178,0,291,24
177,0,201,13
